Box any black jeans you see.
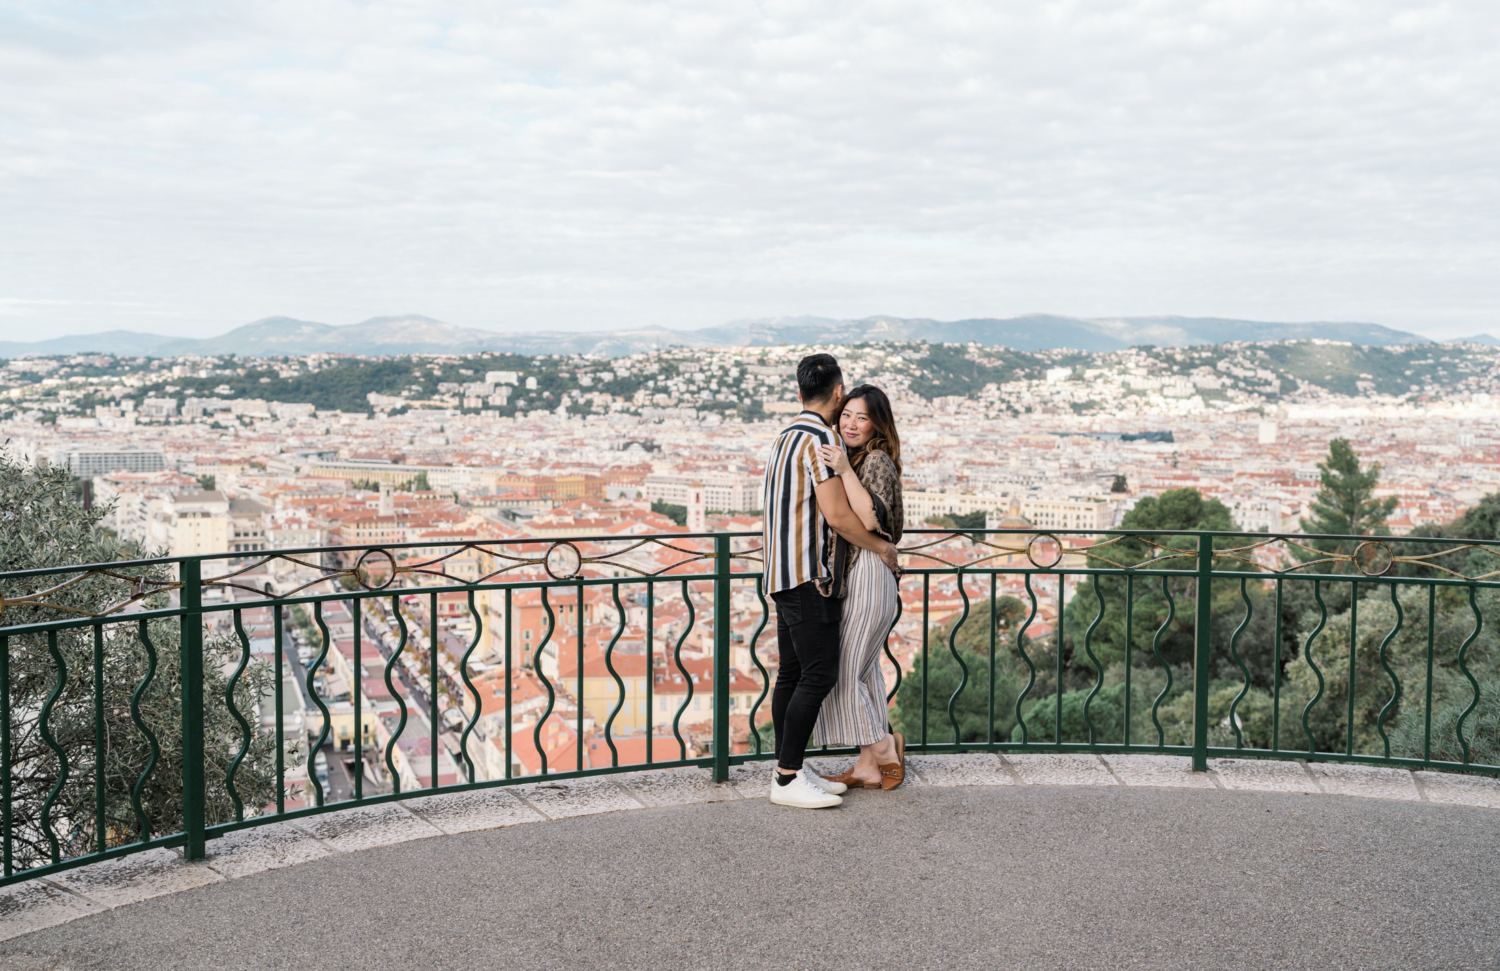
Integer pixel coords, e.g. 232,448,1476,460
770,582,843,772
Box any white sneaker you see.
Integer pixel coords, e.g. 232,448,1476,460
769,769,843,809
770,767,846,794
809,773,847,795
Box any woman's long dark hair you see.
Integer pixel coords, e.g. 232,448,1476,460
842,384,901,476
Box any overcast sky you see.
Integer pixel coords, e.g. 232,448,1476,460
2,1,1497,342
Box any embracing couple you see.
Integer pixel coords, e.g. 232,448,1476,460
761,352,907,809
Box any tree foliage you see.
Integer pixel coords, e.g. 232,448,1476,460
651,500,687,526
891,597,1035,744
1058,489,1282,682
0,447,289,872
1296,437,1398,560
1280,584,1498,757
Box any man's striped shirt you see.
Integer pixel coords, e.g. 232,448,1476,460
762,411,847,597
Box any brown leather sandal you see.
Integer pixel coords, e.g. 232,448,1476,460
879,761,905,790
822,769,882,789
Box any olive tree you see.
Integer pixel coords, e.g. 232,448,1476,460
1,448,289,871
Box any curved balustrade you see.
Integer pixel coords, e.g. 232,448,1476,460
3,527,1500,886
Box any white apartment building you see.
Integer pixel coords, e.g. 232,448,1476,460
908,489,1115,532
142,491,271,558
905,490,1009,522
1226,495,1284,534
92,470,202,546
56,446,167,476
644,469,760,512
148,490,232,557
1014,495,1116,532
228,497,272,554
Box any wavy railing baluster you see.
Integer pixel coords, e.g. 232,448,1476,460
1013,575,1039,745
129,620,160,842
384,594,409,793
428,591,439,789
352,599,363,800
1,634,11,877
92,624,106,854
883,582,904,704
602,584,627,766
671,579,695,761
272,606,285,814
1272,578,1283,752
504,588,513,780
922,575,930,748
306,602,332,806
1423,585,1436,763
1081,575,1105,745
1055,574,1066,749
1345,581,1359,756
746,577,771,755
533,587,558,775
458,590,484,784
1456,584,1483,765
39,631,67,864
987,574,997,746
1150,576,1176,749
224,611,254,822
1124,574,1134,748
946,573,971,745
645,581,654,765
1375,583,1404,759
1227,578,1253,750
575,581,585,773
1301,580,1328,755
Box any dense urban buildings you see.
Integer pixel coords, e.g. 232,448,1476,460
4,337,1497,798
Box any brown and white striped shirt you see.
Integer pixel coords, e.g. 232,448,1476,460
762,410,847,598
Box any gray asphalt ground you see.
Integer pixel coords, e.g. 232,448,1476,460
5,785,1500,971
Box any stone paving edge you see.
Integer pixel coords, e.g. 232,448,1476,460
4,755,1498,941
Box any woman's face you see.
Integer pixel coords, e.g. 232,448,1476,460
840,397,873,447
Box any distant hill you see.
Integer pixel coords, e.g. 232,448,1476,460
1445,334,1500,347
0,312,1431,358
0,330,186,357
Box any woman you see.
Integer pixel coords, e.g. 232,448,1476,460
812,384,906,789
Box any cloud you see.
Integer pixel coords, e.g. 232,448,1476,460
0,0,1496,340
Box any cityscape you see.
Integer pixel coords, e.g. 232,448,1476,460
4,334,1498,807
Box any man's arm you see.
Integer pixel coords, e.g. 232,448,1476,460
815,476,899,573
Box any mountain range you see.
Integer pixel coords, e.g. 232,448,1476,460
0,313,1482,359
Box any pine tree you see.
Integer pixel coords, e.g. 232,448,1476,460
1297,438,1398,561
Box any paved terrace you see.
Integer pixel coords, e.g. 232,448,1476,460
4,754,1500,970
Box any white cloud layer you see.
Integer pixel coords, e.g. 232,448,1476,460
1,0,1497,340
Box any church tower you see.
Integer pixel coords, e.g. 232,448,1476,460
687,482,706,533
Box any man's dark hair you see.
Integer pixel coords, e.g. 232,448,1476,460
796,353,843,404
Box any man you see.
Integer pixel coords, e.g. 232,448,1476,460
761,353,901,809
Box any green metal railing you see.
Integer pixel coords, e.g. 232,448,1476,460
2,526,1498,886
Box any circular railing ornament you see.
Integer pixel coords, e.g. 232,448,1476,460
1026,533,1064,570
354,548,398,591
1354,540,1394,577
545,542,584,580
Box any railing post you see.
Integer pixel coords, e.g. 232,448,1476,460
712,534,731,783
179,559,206,860
1192,533,1213,772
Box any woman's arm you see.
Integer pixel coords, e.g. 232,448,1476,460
817,444,879,533
813,477,899,574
